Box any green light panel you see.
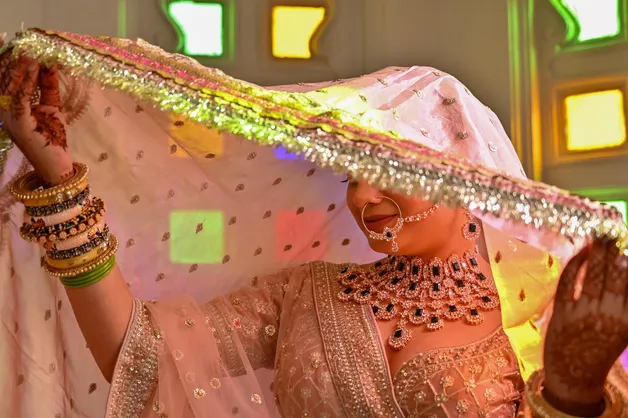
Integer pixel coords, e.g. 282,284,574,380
557,0,621,43
603,200,628,224
167,1,224,56
170,210,225,264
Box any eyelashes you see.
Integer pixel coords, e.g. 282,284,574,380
341,178,349,183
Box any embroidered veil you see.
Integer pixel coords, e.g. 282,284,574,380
0,29,627,417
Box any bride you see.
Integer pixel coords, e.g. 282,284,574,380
0,30,627,417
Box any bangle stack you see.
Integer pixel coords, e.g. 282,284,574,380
523,369,627,418
11,162,118,288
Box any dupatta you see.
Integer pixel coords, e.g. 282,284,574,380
0,29,627,417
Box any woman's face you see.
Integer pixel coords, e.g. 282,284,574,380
345,180,466,256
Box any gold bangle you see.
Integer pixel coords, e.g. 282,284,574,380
524,370,627,418
45,239,110,269
10,162,89,207
44,234,118,278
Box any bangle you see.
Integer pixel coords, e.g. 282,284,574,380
10,162,89,207
45,238,110,269
44,234,118,277
524,370,627,418
60,255,116,288
27,203,83,226
47,223,109,256
25,186,90,217
20,197,106,243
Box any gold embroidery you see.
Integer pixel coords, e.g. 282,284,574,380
313,262,404,417
106,300,161,417
393,327,523,417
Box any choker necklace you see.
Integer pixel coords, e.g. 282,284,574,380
336,248,500,351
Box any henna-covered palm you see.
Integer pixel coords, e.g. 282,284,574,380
0,47,73,185
543,238,628,416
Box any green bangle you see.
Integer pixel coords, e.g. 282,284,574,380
61,255,116,288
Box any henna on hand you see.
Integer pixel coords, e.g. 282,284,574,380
545,315,627,392
32,109,68,150
11,60,38,119
543,239,628,416
38,67,62,108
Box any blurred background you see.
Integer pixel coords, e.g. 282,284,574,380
2,0,627,221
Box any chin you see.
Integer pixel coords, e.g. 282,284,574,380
367,240,396,256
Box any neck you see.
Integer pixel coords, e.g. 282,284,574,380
396,235,478,261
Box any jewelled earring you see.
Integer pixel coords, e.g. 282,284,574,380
462,209,481,241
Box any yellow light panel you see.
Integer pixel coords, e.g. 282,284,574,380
272,6,326,59
564,89,626,151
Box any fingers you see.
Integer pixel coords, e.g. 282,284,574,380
556,243,589,302
0,56,29,97
581,238,607,300
602,240,626,296
38,66,61,108
11,60,38,119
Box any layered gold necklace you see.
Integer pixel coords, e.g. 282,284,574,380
336,248,500,351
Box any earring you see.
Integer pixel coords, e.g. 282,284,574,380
462,209,481,241
361,197,440,253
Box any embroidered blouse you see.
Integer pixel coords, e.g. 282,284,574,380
106,262,523,417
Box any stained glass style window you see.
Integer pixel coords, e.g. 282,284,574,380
167,1,225,56
553,0,622,44
271,6,326,58
603,200,628,223
563,89,626,151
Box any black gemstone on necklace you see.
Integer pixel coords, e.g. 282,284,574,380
482,296,491,303
390,257,396,263
415,308,423,317
378,270,388,277
432,266,440,276
432,283,441,291
477,273,486,280
449,305,457,312
452,262,461,272
348,274,357,280
470,258,478,266
456,279,465,288
372,306,379,314
412,265,420,275
397,262,405,272
386,303,395,312
391,278,402,285
393,329,403,338
341,267,348,274
343,288,353,294
408,282,417,291
360,289,370,297
469,223,477,233
386,232,393,238
374,261,383,268
470,309,479,316
430,316,439,323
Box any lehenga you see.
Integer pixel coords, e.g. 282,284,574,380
1,29,627,417
111,264,523,417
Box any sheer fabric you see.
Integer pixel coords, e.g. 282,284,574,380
0,54,626,417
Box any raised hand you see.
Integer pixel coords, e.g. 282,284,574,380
543,238,628,416
0,47,73,186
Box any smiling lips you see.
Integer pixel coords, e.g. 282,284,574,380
363,214,398,231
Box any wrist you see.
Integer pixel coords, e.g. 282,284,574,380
541,386,605,417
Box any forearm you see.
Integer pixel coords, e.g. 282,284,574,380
41,153,133,382
64,265,133,382
26,158,132,382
